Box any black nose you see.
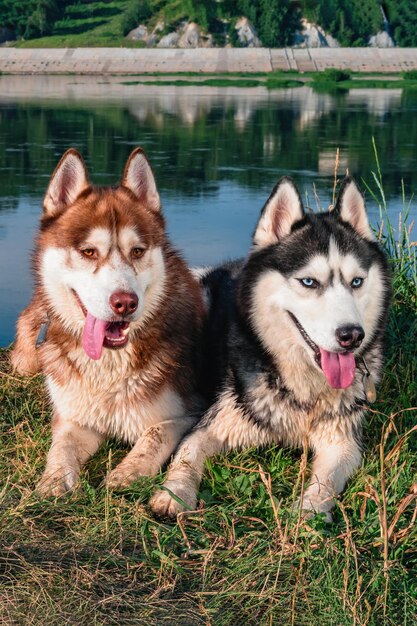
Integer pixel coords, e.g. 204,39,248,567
336,325,365,350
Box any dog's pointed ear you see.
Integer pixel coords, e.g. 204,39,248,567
253,177,304,247
43,149,89,217
122,148,160,212
333,177,375,241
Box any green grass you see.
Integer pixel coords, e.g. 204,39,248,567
311,69,417,91
119,78,264,87
1,158,416,623
14,0,148,49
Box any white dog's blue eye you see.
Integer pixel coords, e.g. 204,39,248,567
351,277,364,288
300,278,318,288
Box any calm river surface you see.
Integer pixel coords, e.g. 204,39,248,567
1,75,416,345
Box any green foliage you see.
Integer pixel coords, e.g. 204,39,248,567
313,68,351,82
231,0,300,47
0,0,71,38
159,0,218,31
300,0,383,46
11,1,149,48
385,0,417,47
1,0,412,48
403,69,417,80
121,0,153,35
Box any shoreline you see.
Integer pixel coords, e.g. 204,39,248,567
2,47,417,75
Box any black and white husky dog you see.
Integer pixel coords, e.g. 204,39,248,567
150,177,392,521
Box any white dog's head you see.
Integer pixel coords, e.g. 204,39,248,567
241,177,391,389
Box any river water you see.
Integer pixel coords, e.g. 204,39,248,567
1,76,416,345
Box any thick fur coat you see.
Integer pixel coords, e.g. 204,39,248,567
12,148,206,495
150,177,392,520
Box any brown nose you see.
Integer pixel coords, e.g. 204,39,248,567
336,325,365,350
109,291,138,316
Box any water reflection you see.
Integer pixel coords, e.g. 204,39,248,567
0,76,415,344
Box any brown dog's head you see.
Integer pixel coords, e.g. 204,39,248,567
37,148,169,359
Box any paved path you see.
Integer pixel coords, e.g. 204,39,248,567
1,47,417,74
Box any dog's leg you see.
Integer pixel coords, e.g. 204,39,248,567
299,428,362,521
11,291,45,375
37,414,104,497
149,425,221,518
105,415,198,489
150,393,265,518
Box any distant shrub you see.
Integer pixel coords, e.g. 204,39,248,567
121,0,153,35
235,0,301,47
314,68,351,82
300,0,382,46
0,0,70,39
385,0,417,47
158,1,218,32
403,70,417,80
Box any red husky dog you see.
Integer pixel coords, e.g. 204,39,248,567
11,148,205,496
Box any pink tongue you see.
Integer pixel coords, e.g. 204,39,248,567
82,312,107,360
319,349,356,389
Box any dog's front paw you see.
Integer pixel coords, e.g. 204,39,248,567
295,489,334,523
105,459,157,490
36,467,77,498
150,481,197,519
10,346,41,376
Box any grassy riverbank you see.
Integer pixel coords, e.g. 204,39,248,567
1,167,416,624
112,71,417,90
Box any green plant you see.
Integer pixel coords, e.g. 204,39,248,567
403,69,417,81
234,0,301,47
300,0,383,46
314,68,352,83
385,0,417,47
121,0,153,35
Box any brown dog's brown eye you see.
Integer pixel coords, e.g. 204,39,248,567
81,248,97,258
132,247,145,259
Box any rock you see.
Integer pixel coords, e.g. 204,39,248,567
235,17,261,48
157,32,180,48
294,19,340,48
0,27,16,44
369,31,395,48
126,25,148,42
200,33,213,48
147,20,165,47
178,22,201,48
153,20,165,34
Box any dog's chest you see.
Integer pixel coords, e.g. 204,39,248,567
46,350,184,443
246,374,360,446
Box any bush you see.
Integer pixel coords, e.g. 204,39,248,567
121,0,153,35
234,0,301,47
403,69,417,80
313,68,351,83
385,0,417,46
0,0,69,38
300,0,383,46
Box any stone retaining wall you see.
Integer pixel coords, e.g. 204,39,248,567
1,47,417,74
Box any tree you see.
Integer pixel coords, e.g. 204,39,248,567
385,0,417,46
236,0,300,47
0,0,69,38
300,0,383,46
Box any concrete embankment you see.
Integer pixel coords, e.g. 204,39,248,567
1,47,417,74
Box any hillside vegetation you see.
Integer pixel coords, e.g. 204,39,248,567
1,0,416,47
